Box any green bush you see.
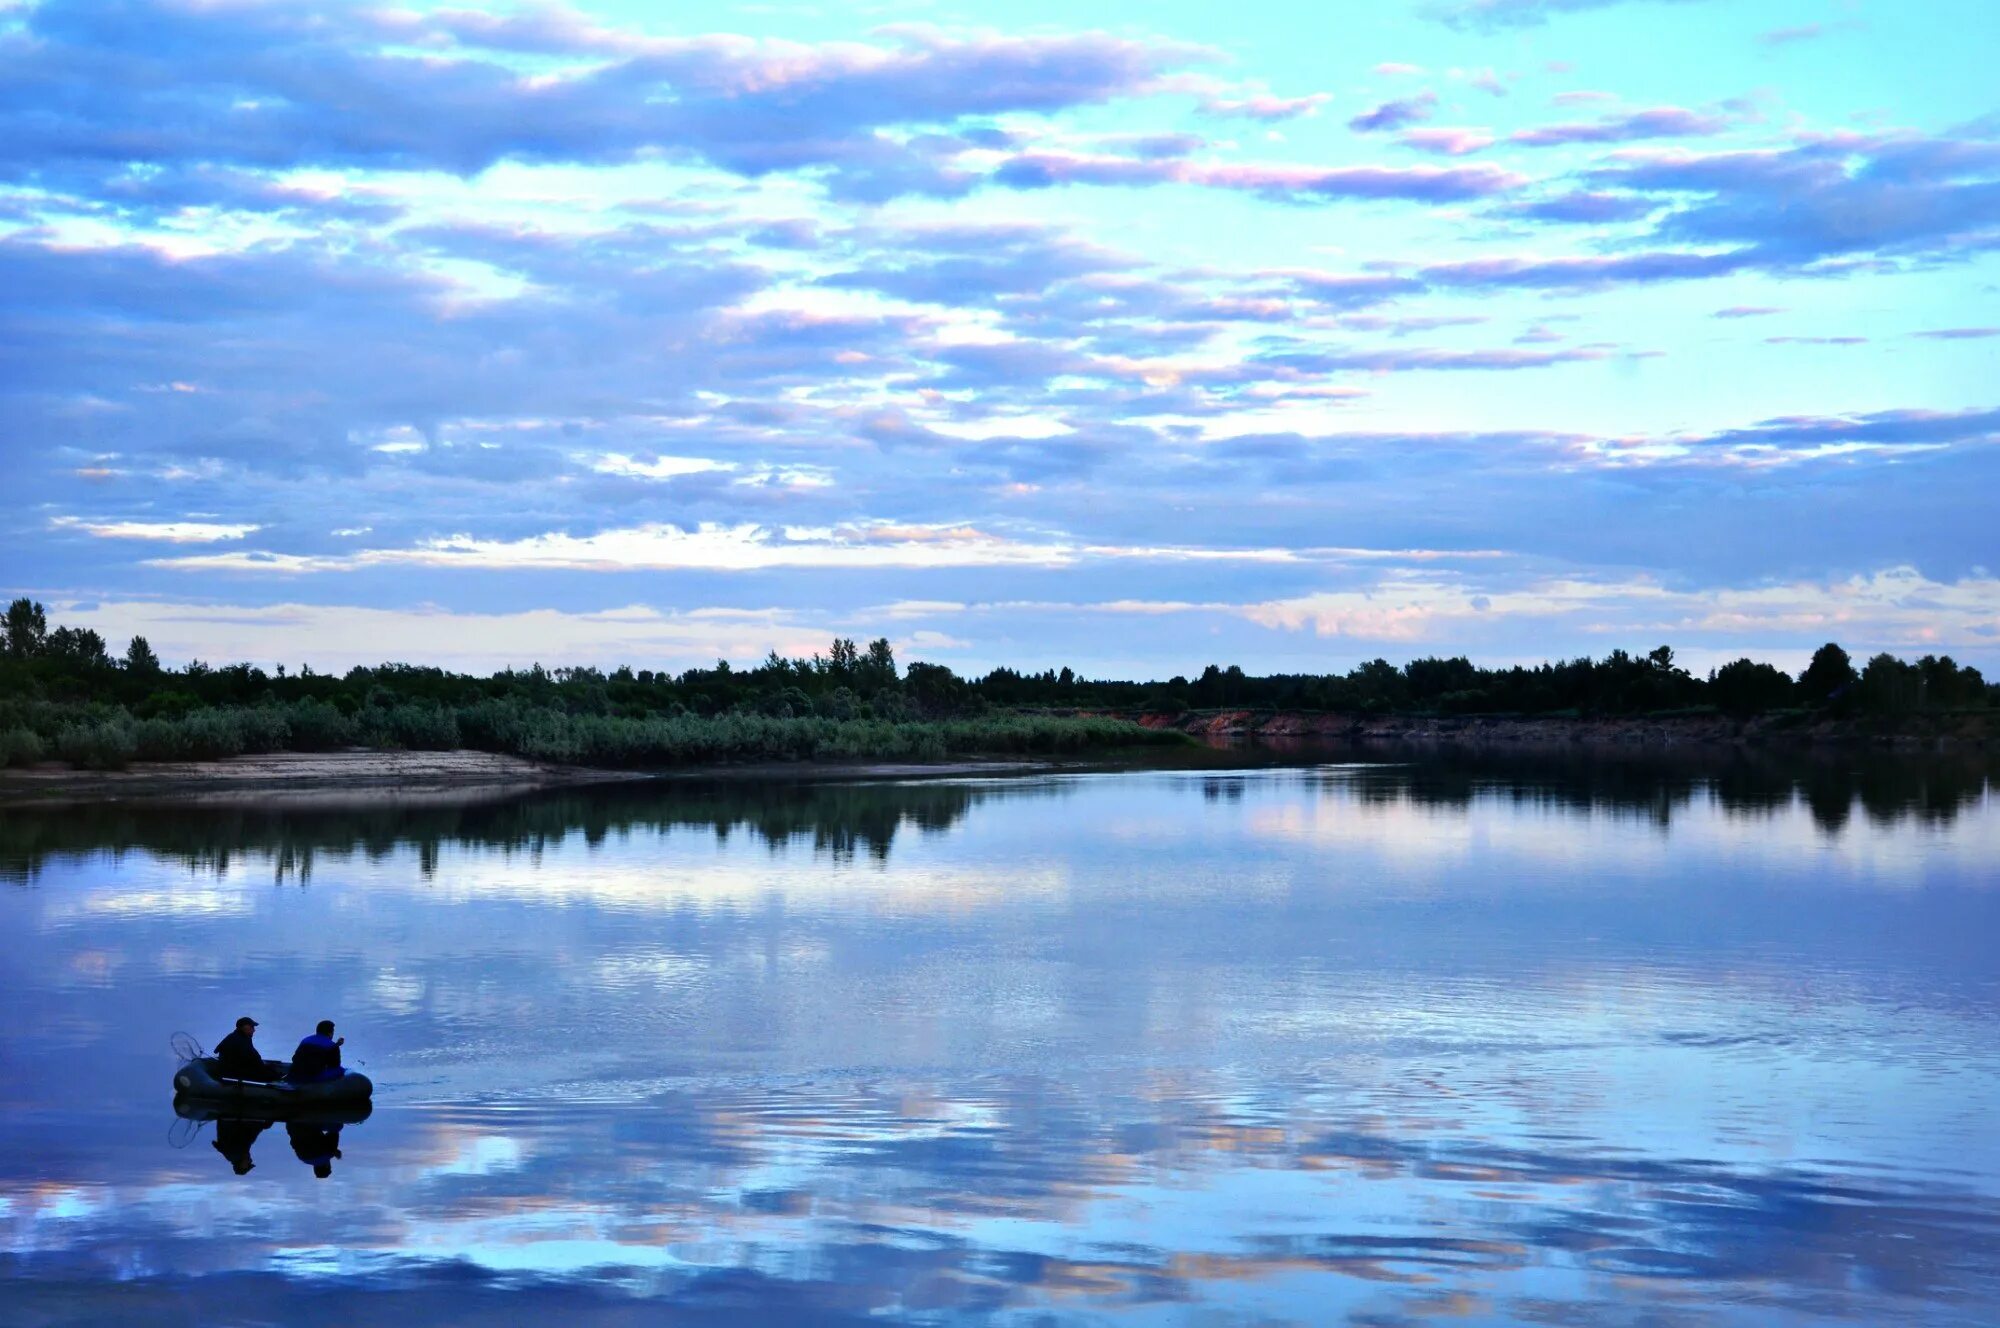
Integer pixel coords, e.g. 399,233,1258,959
351,704,461,751
283,698,353,750
0,727,44,767
135,710,238,761
15,692,1182,772
56,719,137,770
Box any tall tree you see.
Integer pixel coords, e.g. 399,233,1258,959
3,597,48,658
1797,642,1858,704
861,637,898,692
46,626,110,667
124,635,162,674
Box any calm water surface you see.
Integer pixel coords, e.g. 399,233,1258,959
3,752,1998,1326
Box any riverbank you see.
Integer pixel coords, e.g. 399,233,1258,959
0,747,1146,806
1131,708,1997,751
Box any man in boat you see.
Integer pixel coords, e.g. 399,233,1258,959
289,1019,346,1084
214,1016,279,1081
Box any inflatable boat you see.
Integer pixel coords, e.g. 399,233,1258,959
173,1057,373,1106
174,1094,372,1127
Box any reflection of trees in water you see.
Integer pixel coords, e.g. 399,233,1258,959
1306,744,1996,833
0,778,1045,883
2,750,1990,884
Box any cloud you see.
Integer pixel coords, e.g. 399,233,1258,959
1690,406,2000,452
1552,90,1620,107
1913,327,2000,340
49,598,841,672
1201,91,1331,122
585,454,737,480
50,516,260,543
984,152,1523,202
1502,190,1656,222
1713,305,1784,318
1399,128,1498,157
820,221,1135,304
1242,566,2000,652
1428,0,1706,32
1256,345,1613,373
1590,135,2000,264
1348,93,1438,133
1509,107,1729,147
1421,249,1754,291
1153,131,2000,307
144,521,1313,576
2,4,1991,677
0,4,1216,200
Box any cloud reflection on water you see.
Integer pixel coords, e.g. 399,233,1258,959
0,752,1996,1324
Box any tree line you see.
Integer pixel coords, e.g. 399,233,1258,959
1,595,1991,769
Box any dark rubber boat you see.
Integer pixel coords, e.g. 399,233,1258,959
173,1056,373,1106
174,1094,372,1127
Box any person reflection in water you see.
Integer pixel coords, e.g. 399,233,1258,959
289,1019,346,1084
212,1118,270,1175
287,1121,344,1178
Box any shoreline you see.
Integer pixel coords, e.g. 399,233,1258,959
0,748,1115,807
1130,708,1996,751
4,710,1991,806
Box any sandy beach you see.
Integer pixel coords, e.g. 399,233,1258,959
0,748,1092,806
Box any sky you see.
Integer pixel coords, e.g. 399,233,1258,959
3,0,1997,678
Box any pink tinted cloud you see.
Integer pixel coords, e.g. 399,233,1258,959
1348,92,1439,132
1511,106,1729,146
1913,327,2000,340
993,152,1524,202
1399,127,1497,156
1203,91,1331,121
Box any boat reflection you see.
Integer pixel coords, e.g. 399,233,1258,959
174,1097,371,1179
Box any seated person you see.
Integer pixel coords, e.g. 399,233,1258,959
214,1016,278,1081
289,1020,346,1084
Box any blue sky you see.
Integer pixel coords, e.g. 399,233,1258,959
4,0,1996,676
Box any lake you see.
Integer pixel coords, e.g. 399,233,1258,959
3,749,1998,1326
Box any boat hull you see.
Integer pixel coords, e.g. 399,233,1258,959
173,1057,373,1105
173,1094,372,1126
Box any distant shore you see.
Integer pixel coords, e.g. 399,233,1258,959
1131,708,1997,751
0,748,1109,806
3,708,1991,806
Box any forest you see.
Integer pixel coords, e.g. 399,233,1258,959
1,596,1990,770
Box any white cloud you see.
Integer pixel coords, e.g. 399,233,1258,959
49,600,833,672
51,516,261,543
586,453,736,480
1243,567,2000,651
145,522,1326,575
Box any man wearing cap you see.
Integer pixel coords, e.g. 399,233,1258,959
215,1016,277,1081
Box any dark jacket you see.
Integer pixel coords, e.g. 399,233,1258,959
215,1028,268,1078
290,1033,343,1084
